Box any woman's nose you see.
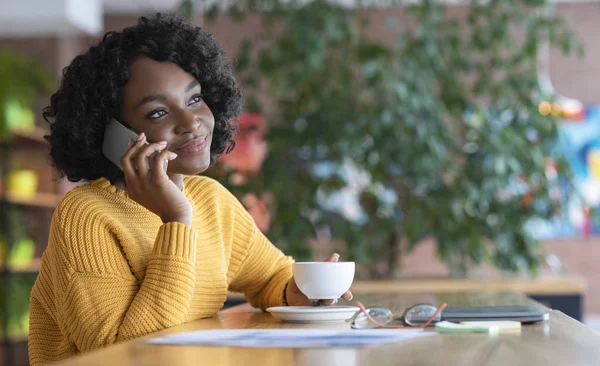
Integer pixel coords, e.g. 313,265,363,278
174,110,201,135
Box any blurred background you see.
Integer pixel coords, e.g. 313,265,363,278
1,0,600,364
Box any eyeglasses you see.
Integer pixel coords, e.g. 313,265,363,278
352,302,448,329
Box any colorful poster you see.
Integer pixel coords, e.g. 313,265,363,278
528,104,600,239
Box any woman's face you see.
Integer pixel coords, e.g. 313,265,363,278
119,57,215,176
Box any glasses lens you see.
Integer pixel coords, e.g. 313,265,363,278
352,307,394,329
403,304,441,326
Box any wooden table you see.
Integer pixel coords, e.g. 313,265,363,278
226,276,587,320
56,292,600,366
346,277,587,321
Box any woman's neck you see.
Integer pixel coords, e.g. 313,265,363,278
114,173,185,191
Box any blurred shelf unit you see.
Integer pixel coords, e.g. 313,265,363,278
0,258,42,274
10,127,47,144
2,125,59,366
0,332,28,343
6,192,61,208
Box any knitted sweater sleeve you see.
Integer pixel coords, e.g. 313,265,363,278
224,190,294,310
30,212,199,358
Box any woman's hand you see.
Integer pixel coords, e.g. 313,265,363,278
285,253,354,306
121,132,192,225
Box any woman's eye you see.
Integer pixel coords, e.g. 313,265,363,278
189,94,204,106
147,109,167,119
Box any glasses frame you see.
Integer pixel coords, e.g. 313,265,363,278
355,301,448,328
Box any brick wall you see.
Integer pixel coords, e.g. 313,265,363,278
398,237,600,315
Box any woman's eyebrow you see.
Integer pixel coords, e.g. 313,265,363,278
185,80,200,92
136,94,166,108
136,80,201,108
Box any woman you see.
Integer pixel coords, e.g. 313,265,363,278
29,13,352,365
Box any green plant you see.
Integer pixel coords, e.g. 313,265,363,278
0,206,31,263
0,273,36,340
196,0,582,278
0,50,54,138
0,206,34,341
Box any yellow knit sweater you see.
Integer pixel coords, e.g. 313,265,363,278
28,176,294,365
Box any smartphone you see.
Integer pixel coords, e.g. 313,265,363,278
442,305,549,324
402,304,549,325
102,118,140,170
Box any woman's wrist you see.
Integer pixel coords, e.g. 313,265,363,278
161,213,192,226
283,281,289,306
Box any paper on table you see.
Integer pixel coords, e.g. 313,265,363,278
147,328,433,348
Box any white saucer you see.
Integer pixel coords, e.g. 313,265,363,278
266,306,360,323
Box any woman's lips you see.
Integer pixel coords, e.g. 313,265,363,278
176,135,208,154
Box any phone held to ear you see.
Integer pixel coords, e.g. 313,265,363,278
102,118,141,171
103,118,163,172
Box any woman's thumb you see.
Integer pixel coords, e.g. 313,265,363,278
325,253,340,262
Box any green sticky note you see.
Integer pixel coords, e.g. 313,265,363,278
435,321,498,334
460,321,521,330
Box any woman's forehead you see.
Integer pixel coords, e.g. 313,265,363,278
121,58,199,103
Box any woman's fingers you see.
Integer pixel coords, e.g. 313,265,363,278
121,134,144,165
121,134,146,182
315,253,353,305
134,140,168,177
151,147,178,180
121,133,171,185
319,299,338,306
324,253,340,262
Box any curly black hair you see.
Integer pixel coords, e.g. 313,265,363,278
43,13,243,183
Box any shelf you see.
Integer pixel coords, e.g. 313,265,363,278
5,192,61,208
10,127,48,144
0,331,28,343
1,258,41,273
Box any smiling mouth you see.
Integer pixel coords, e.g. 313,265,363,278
176,135,208,153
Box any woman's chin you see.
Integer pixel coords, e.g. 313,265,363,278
167,160,210,176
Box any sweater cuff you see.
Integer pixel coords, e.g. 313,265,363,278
263,266,294,309
152,222,197,260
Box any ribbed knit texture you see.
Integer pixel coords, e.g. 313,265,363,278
28,176,293,365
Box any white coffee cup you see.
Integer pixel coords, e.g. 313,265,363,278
292,262,355,300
